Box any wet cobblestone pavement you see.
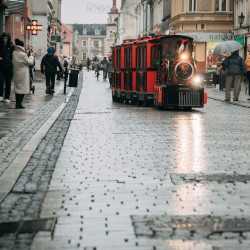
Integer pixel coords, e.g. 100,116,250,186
0,71,250,249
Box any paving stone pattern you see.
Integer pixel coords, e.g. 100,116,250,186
0,81,82,250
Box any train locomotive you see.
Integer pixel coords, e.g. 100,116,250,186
111,34,207,110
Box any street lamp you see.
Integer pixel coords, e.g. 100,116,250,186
238,12,245,27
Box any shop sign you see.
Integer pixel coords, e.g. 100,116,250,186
26,20,43,35
234,36,245,45
177,32,233,42
51,35,61,42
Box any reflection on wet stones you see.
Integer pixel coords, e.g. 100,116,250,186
132,215,250,240
171,173,250,184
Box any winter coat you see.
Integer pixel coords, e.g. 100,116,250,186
245,54,250,72
222,52,246,76
12,45,34,94
40,53,63,73
100,59,108,69
0,32,15,70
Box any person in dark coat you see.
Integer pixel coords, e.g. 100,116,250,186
100,57,108,80
0,32,15,103
222,50,246,101
40,47,63,94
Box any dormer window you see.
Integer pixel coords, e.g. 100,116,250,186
95,29,101,35
83,28,87,35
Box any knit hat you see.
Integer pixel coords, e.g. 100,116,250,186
47,47,54,53
15,38,24,47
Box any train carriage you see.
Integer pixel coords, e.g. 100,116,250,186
112,35,207,110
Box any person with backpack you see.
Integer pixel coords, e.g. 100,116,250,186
222,50,246,102
40,47,63,95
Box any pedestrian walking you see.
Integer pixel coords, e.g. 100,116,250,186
12,39,35,109
100,57,108,80
245,45,250,100
222,50,246,101
92,55,99,71
86,57,91,71
40,47,63,95
61,55,69,82
107,56,113,87
0,32,15,103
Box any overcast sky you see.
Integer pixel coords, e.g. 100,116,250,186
61,0,121,24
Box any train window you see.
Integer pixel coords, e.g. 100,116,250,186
136,47,140,68
125,47,132,68
151,45,159,68
116,48,121,68
143,46,147,68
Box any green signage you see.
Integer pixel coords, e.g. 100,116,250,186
234,36,245,45
51,35,61,43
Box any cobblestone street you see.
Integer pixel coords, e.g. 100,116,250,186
0,71,250,250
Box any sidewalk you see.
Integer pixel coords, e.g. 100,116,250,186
205,82,250,108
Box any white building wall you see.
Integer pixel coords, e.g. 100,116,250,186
118,0,140,44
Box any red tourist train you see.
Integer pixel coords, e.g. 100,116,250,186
111,34,207,110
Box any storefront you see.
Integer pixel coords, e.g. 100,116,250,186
177,32,233,73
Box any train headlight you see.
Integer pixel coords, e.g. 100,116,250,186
193,76,202,85
180,53,188,61
174,61,194,80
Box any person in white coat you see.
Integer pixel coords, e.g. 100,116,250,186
12,39,34,109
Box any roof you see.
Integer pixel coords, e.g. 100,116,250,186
73,24,107,36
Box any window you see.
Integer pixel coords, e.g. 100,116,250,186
215,0,226,11
83,53,87,60
93,40,99,48
82,40,87,47
189,0,196,11
83,28,87,35
95,29,101,35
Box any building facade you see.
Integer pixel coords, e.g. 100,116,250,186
105,0,119,57
73,24,107,65
132,0,234,73
233,0,250,58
